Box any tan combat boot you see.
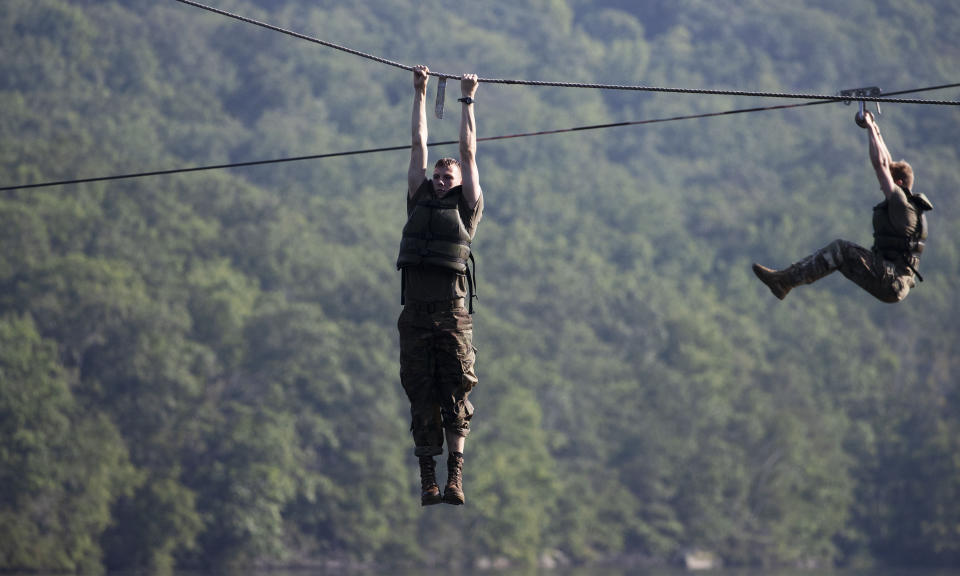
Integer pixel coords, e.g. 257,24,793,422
752,263,793,300
419,456,442,506
442,452,464,505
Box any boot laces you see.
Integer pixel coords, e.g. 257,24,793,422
419,457,437,489
447,454,463,485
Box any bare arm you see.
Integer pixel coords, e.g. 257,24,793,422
408,65,429,198
459,74,482,209
864,111,896,200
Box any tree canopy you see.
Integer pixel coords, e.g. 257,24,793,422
2,0,960,572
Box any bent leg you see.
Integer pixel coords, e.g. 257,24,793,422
753,239,846,299
759,239,914,303
786,239,849,286
833,243,914,303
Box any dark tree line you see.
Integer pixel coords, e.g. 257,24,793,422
2,0,959,571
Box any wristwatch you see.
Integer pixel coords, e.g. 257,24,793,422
457,96,475,105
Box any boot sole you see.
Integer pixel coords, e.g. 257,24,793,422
442,494,464,505
422,494,443,506
421,486,442,506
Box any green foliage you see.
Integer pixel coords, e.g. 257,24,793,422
102,475,202,573
2,0,960,572
0,314,137,572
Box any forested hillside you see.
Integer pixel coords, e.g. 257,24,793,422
2,0,960,572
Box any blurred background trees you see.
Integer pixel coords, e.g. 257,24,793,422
2,0,959,571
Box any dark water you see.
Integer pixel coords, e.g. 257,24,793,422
27,567,957,576
386,569,960,576
242,566,960,576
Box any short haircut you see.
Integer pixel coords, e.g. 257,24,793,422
434,157,461,171
890,161,914,190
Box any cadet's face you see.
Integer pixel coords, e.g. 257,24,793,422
432,165,461,197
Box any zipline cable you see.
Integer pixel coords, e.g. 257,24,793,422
3,83,957,192
171,0,960,106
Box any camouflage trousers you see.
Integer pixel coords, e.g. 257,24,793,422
398,302,477,457
786,239,916,303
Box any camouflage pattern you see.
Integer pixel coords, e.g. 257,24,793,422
398,303,477,457
782,238,915,303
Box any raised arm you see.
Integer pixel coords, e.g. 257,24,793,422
458,74,482,209
864,111,897,200
408,65,430,197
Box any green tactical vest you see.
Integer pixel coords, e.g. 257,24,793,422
872,187,932,263
397,185,472,273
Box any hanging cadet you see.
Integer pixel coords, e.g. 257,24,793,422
397,65,483,506
752,98,932,303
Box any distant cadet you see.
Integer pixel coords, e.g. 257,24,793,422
752,110,932,302
397,65,482,506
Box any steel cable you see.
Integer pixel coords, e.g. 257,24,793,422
4,1,958,191
3,82,955,192
172,0,960,106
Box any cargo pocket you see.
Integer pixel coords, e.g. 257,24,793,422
881,262,910,303
457,335,477,393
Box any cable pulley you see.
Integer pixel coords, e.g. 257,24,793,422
840,86,884,128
